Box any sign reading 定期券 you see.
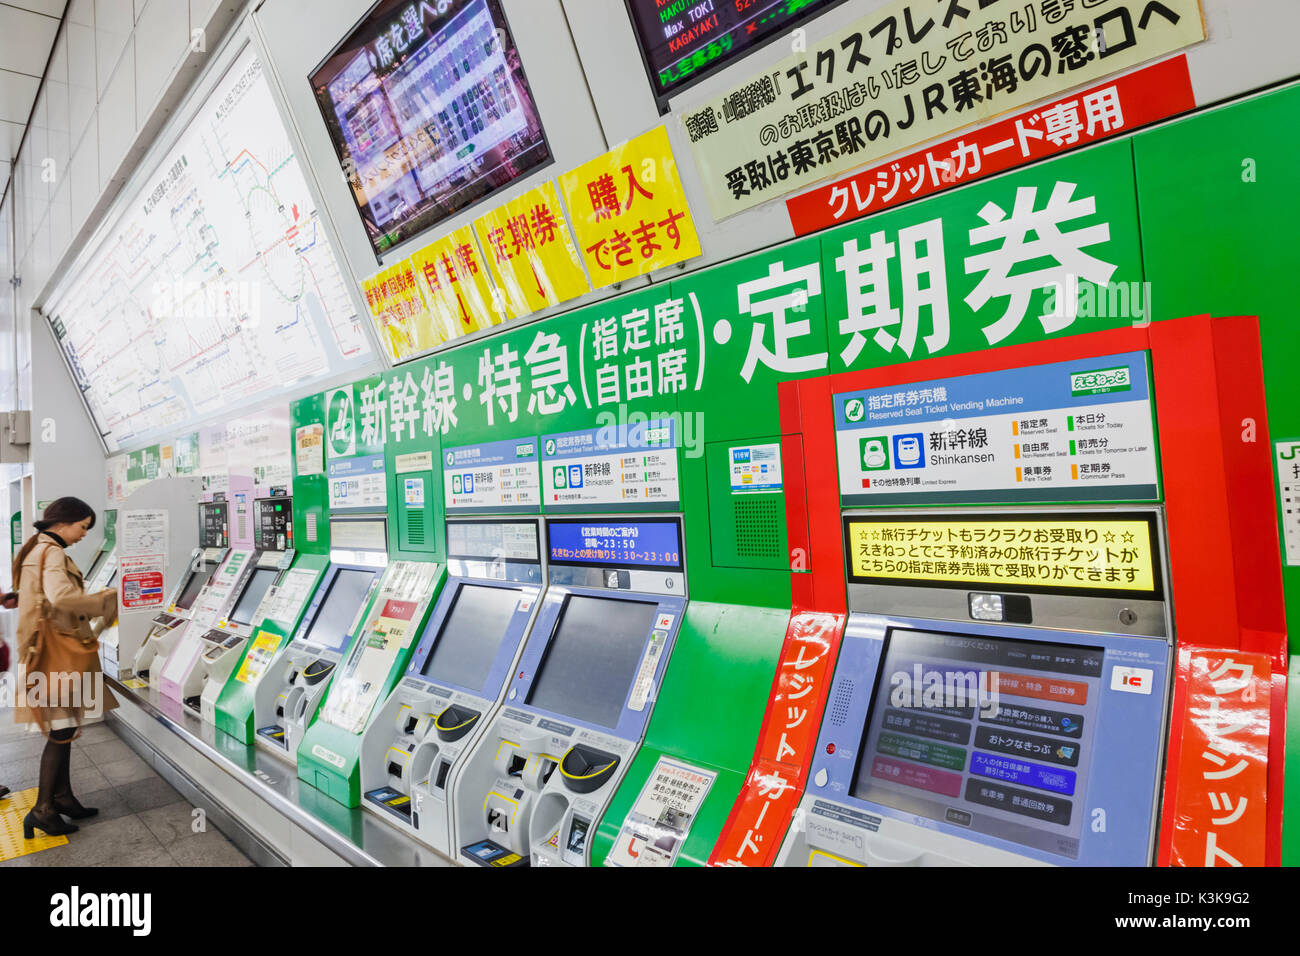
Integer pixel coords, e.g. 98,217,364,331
835,351,1159,506
681,0,1205,220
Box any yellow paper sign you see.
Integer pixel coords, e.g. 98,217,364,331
410,225,501,342
846,517,1157,594
473,181,590,320
236,629,285,685
362,259,439,361
560,125,701,288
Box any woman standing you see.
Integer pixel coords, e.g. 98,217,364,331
11,497,118,838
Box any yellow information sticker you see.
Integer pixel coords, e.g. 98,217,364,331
410,225,501,340
560,125,702,288
362,258,439,361
846,516,1158,594
473,181,591,320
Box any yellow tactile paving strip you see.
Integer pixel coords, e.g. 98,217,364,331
0,787,70,860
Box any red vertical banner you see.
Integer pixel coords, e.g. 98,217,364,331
1166,646,1271,867
709,610,844,867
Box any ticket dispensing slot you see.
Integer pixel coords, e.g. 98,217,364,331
358,518,546,855
455,516,688,868
777,507,1172,868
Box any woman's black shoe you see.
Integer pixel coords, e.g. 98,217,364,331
23,808,79,838
0,785,10,800
52,795,98,819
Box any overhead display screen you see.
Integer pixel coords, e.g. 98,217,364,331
623,0,845,110
421,584,519,691
229,567,279,626
547,519,682,570
854,628,1106,861
303,568,378,652
527,595,657,729
47,45,372,454
310,0,550,255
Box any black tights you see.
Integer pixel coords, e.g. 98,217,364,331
34,727,77,814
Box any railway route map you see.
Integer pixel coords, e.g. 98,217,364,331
49,44,372,452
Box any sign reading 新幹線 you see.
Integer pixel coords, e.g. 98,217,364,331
835,351,1158,506
541,419,679,509
444,437,541,514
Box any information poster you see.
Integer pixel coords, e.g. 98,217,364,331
257,567,322,631
309,0,551,254
1274,439,1300,566
560,126,701,288
606,757,717,867
117,510,169,612
729,442,782,494
328,455,388,511
845,514,1160,596
362,258,438,362
321,561,440,734
444,438,540,513
235,629,286,685
787,57,1197,237
835,352,1159,506
295,424,324,477
541,419,679,508
410,226,500,340
473,181,590,319
681,0,1205,219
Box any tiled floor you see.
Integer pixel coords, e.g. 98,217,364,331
0,717,252,867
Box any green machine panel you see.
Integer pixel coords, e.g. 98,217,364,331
591,602,786,866
290,392,330,556
705,438,789,572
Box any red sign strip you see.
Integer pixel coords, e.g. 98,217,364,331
1164,645,1271,867
708,609,845,867
786,55,1195,237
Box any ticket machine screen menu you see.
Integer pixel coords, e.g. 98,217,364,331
421,584,520,691
527,595,658,729
230,567,278,626
175,564,216,611
303,568,377,653
853,628,1104,861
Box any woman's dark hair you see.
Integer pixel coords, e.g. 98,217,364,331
12,497,97,586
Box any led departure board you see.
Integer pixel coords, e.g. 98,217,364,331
624,0,845,110
311,0,550,255
547,518,682,570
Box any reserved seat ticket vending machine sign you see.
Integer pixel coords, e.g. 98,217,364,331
834,351,1159,505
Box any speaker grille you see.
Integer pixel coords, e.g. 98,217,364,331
407,508,425,546
732,495,781,560
827,681,855,727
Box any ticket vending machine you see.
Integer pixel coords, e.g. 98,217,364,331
777,508,1173,867
84,509,118,591
764,321,1288,864
454,516,687,867
359,517,545,852
132,500,230,681
195,496,296,723
296,548,445,805
252,513,388,763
